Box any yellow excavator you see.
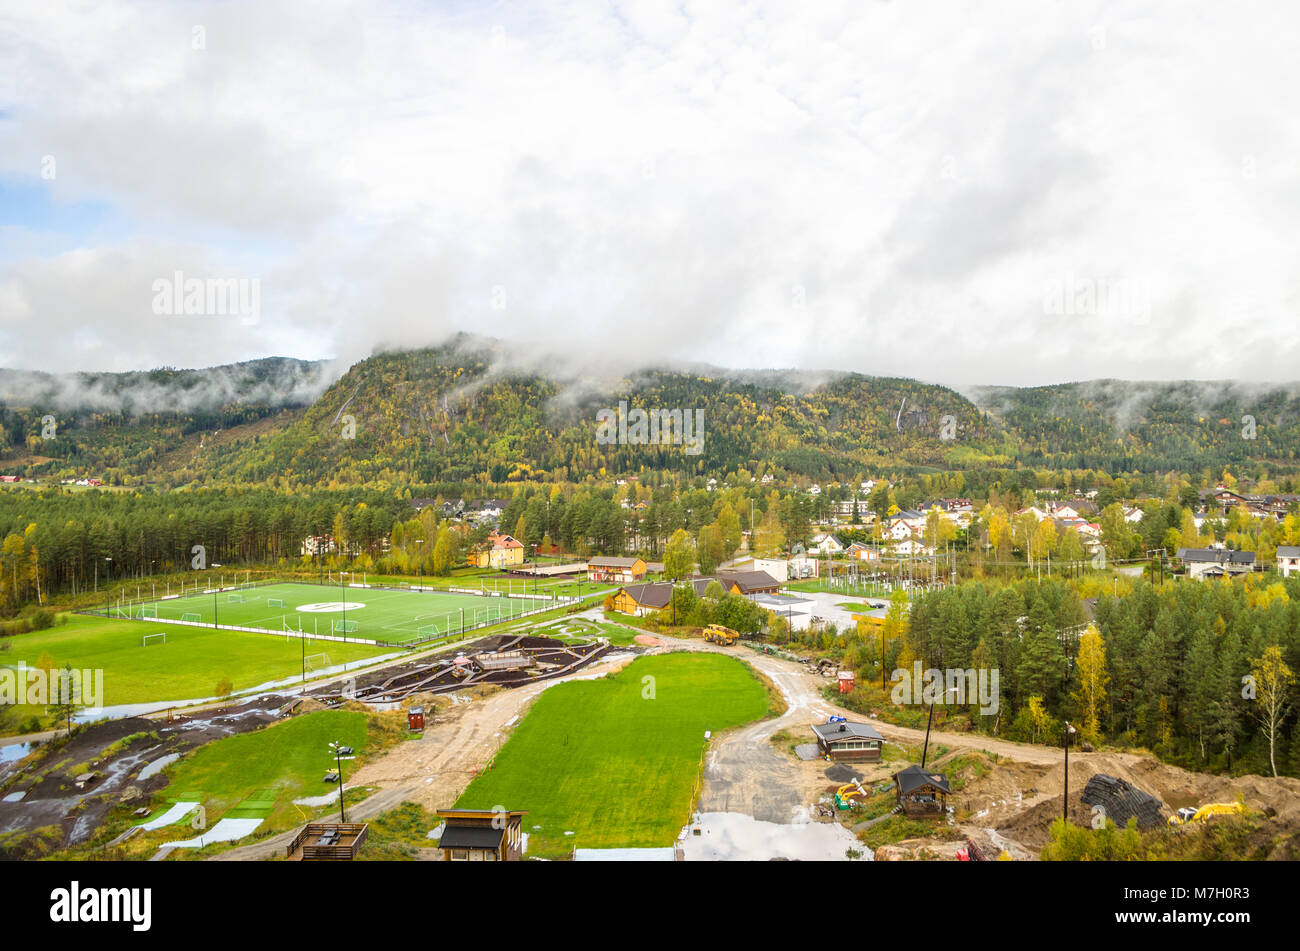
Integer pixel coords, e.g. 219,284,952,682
703,624,740,646
834,779,869,810
1167,800,1248,825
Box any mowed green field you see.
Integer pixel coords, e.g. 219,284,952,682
1,614,391,709
157,709,371,834
456,653,771,858
121,581,543,645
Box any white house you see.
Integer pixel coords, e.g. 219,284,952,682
1277,546,1300,578
809,533,843,554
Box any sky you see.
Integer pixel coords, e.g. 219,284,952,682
1,0,1298,388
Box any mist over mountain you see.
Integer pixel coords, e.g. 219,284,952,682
3,334,1300,487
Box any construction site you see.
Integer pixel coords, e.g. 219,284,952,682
341,633,610,703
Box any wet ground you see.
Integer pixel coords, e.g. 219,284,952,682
679,811,869,861
0,694,292,857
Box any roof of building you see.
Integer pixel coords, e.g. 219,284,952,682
1277,546,1300,558
717,570,780,593
589,556,644,568
1177,548,1256,564
748,592,812,609
812,720,883,743
894,764,952,795
572,847,677,861
620,582,673,608
438,825,506,850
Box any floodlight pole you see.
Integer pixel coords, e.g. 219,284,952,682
1063,722,1076,825
105,557,112,619
332,743,346,823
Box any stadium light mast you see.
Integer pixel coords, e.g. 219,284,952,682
104,557,112,619
340,570,348,642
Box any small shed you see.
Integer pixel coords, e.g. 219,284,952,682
407,706,425,731
811,719,883,762
893,764,951,816
837,670,855,694
436,808,528,861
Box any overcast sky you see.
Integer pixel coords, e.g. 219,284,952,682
1,0,1297,387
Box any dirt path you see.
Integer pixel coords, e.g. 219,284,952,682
210,651,635,861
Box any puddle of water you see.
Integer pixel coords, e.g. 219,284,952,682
139,753,180,781
679,811,871,861
0,744,31,765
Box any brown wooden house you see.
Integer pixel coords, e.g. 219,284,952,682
812,719,883,762
436,808,528,861
587,556,647,584
717,570,781,596
612,582,673,616
893,764,951,816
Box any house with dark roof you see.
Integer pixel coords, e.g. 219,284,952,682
1176,547,1256,579
716,570,781,596
436,809,527,861
612,582,673,615
811,719,883,762
1277,546,1300,578
893,764,951,816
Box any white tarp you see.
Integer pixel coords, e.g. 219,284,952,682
139,801,201,831
166,817,263,847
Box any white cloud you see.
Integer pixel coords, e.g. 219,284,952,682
1,0,1297,386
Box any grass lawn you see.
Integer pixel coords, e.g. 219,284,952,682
0,614,391,723
456,652,771,858
156,709,376,838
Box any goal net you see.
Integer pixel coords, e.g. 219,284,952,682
304,653,332,672
268,598,285,608
333,619,358,634
137,606,158,619
142,633,166,647
181,612,202,623
227,593,246,603
417,623,439,638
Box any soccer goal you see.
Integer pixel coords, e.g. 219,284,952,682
304,653,332,673
180,612,202,623
417,623,439,638
268,598,285,608
142,632,166,647
332,620,358,634
137,606,158,619
227,593,246,603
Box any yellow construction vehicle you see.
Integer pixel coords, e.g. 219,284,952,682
1167,800,1248,825
703,624,740,646
834,779,869,810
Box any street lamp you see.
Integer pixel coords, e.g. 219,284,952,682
1063,721,1077,825
921,686,960,768
328,741,352,823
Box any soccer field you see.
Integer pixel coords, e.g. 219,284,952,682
117,581,558,645
1,615,391,712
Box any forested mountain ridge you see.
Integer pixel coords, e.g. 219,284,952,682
4,338,1300,487
968,380,1300,473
